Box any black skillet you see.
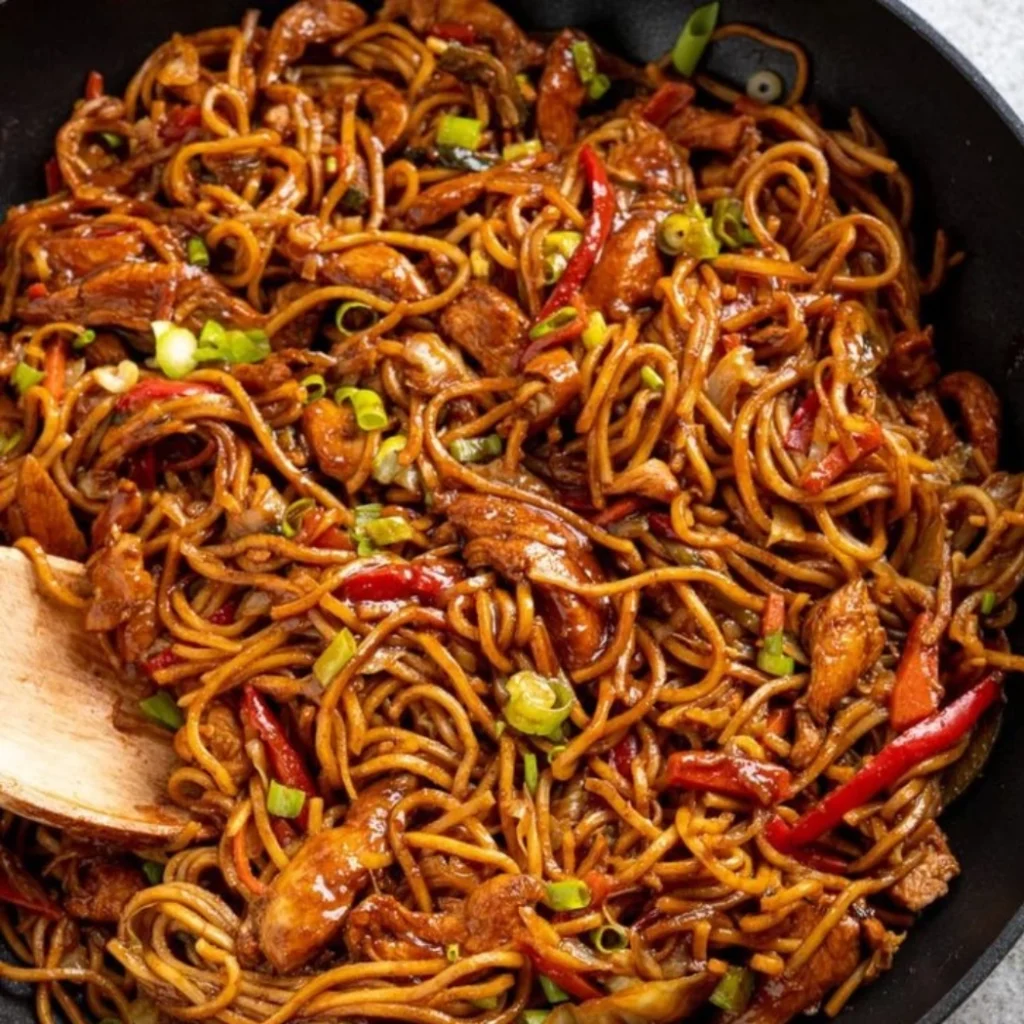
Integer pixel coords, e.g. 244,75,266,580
1,1,1023,1022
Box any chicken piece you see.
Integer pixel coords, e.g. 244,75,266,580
260,0,367,86
250,774,415,972
16,262,263,335
64,858,146,923
723,904,860,1024
85,533,158,664
321,243,430,302
378,0,542,72
537,30,588,149
439,281,529,376
35,229,147,287
16,455,87,560
91,480,144,548
302,398,366,486
347,872,545,960
901,390,957,458
445,493,610,670
474,460,555,499
520,348,581,432
582,213,665,322
404,173,490,230
937,370,1001,468
665,105,754,153
803,580,885,723
789,706,825,769
604,459,680,504
891,827,960,912
607,127,686,192
402,332,473,394
438,45,527,129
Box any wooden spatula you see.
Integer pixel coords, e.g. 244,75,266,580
0,546,193,849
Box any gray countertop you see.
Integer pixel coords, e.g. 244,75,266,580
899,5,1024,1021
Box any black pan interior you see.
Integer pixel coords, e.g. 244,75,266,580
2,2,1024,1022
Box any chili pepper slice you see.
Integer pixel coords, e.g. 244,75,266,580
161,104,202,142
581,869,616,909
339,562,455,604
800,420,883,494
240,685,317,826
520,944,603,1001
141,647,184,677
610,733,639,779
430,21,478,44
641,81,695,126
765,674,1002,852
207,600,238,626
0,850,61,920
784,390,821,454
665,750,792,806
889,612,942,732
115,379,220,414
647,511,675,539
536,144,614,321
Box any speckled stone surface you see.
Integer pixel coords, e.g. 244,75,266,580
899,6,1024,1022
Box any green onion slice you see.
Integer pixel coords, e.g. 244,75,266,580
712,197,756,249
588,73,611,101
336,387,388,431
640,366,665,392
709,966,755,1014
571,40,598,84
449,433,503,464
152,321,198,380
471,997,499,1011
762,630,785,657
591,922,628,953
340,186,368,213
538,976,570,1005
313,627,357,687
543,251,567,285
335,301,380,336
671,2,720,77
301,374,327,403
582,310,608,351
981,590,997,614
436,114,483,151
281,497,315,539
528,306,579,341
503,139,542,162
99,131,124,150
503,671,574,736
195,320,269,365
266,779,306,819
372,434,409,485
543,231,582,260
139,692,184,730
523,751,539,794
0,429,24,456
445,942,460,963
12,362,44,395
658,204,721,260
757,647,794,677
187,236,210,267
324,155,339,175
141,861,164,885
520,1011,550,1024
545,878,591,911
73,329,97,350
364,515,413,546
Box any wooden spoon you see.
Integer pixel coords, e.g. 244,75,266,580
0,546,194,848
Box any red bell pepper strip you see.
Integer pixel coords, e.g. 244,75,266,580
582,869,616,909
161,104,202,142
762,593,785,635
791,848,849,875
141,647,184,677
130,447,158,491
784,390,821,454
0,850,61,920
537,145,614,321
641,81,695,127
800,420,883,495
339,562,455,604
765,674,1003,852
592,497,645,528
520,944,603,1001
241,685,317,826
518,309,586,367
25,282,48,300
44,158,62,196
85,70,104,100
665,750,792,806
115,379,220,414
430,21,478,44
207,599,238,626
610,733,639,779
647,512,675,539
296,509,354,551
889,613,942,732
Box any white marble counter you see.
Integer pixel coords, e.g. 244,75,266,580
900,6,1024,1021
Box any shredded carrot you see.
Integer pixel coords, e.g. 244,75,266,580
232,826,267,896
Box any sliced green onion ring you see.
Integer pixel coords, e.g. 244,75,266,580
436,114,483,151
281,497,316,538
450,433,503,464
587,73,611,101
712,197,756,249
139,692,184,730
313,627,357,687
528,306,579,341
591,922,628,953
152,321,198,380
523,751,539,794
364,515,413,546
99,131,124,150
0,429,24,456
746,68,785,104
671,2,720,77
520,1011,550,1024
12,361,44,395
445,942,460,963
73,328,96,350
640,366,665,392
335,301,379,336
187,236,210,267
503,671,574,736
538,976,569,1005
709,966,755,1014
757,648,794,677
266,780,306,819
301,374,327,403
981,589,998,615
543,230,582,260
543,250,567,285
373,434,409,485
571,40,597,84
502,139,542,162
545,877,591,911
658,204,721,260
336,387,388,431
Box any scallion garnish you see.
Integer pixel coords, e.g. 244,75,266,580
141,861,164,885
73,329,96,350
99,131,124,150
446,942,461,962
981,590,998,615
590,922,629,953
528,306,579,341
502,139,542,162
543,230,582,260
543,251,567,285
301,374,327,403
335,301,379,336
335,387,388,431
571,40,598,84
523,751,539,794
436,114,483,151
372,434,408,485
757,630,794,676
187,236,210,267
324,154,339,175
503,671,574,736
139,692,184,730
152,321,198,379
671,2,720,77
520,1011,550,1024
313,627,357,687
340,186,368,213
709,966,755,1013
194,320,269,365
0,429,23,456
538,976,570,1004
266,779,306,819
449,433,503,464
640,366,665,392
658,204,720,260
588,73,611,100
582,310,608,350
545,878,591,910
281,497,315,538
363,515,413,546
712,197,756,249
12,362,44,395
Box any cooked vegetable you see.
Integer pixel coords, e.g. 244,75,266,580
710,966,755,1013
139,692,184,730
671,2,720,76
449,433,503,463
545,877,591,910
335,301,379,335
657,204,720,259
266,780,307,818
436,115,483,151
503,671,574,736
187,236,210,267
313,627,357,687
152,321,198,379
746,68,785,104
